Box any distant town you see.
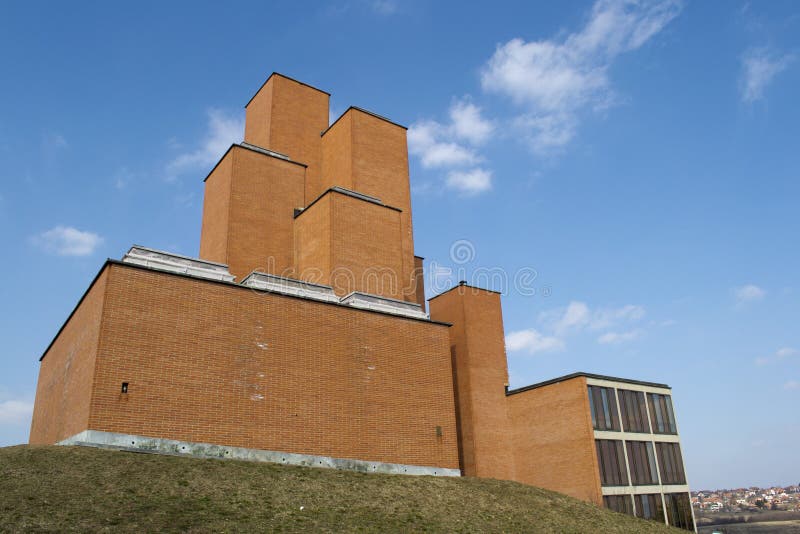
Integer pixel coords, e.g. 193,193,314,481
693,485,800,513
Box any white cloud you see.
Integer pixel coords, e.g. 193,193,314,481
409,131,480,169
540,300,645,335
506,329,565,354
597,329,642,344
734,284,766,305
511,300,646,355
551,301,591,334
481,0,682,154
446,168,493,195
166,109,243,180
0,399,33,424
408,98,494,194
740,47,794,103
592,304,646,330
754,356,770,366
784,380,800,391
34,226,103,256
449,99,495,145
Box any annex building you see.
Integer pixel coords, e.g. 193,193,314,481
30,73,695,530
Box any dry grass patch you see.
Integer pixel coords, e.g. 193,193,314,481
1,445,680,533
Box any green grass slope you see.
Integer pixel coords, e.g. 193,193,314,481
1,445,679,533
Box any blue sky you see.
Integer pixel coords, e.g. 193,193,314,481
1,0,798,490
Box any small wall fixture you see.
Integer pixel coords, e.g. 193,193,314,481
121,382,129,394
435,425,442,437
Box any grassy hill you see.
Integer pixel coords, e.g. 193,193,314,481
1,445,679,533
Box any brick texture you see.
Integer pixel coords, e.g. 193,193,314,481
294,191,405,298
60,263,460,469
321,109,416,301
507,377,603,504
244,74,329,205
29,270,109,445
428,286,516,480
199,145,306,280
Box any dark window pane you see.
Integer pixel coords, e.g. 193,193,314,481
665,492,694,531
603,495,634,516
647,393,677,435
634,493,665,522
588,386,620,431
627,441,659,485
619,389,650,433
656,442,686,485
596,440,629,486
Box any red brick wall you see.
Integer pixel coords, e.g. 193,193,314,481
428,286,516,480
294,190,406,299
293,191,332,285
199,145,306,280
321,109,416,301
29,270,108,445
198,151,232,267
507,377,603,504
82,263,459,469
244,74,329,205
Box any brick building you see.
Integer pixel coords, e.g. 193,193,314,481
30,73,694,530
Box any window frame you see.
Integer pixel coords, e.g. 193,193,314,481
588,385,621,432
595,439,629,486
647,393,677,435
626,440,659,486
618,388,651,433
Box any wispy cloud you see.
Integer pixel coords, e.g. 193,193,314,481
408,97,495,195
370,0,397,15
113,167,141,190
446,168,493,195
506,328,565,355
755,347,797,366
784,380,800,391
43,132,68,150
0,399,33,424
539,301,645,336
507,300,647,354
481,0,682,154
598,329,643,345
734,284,766,305
740,47,794,103
166,109,243,181
33,226,103,256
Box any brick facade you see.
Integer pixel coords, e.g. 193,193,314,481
428,285,516,480
33,262,459,469
199,144,306,280
507,377,603,504
31,71,690,528
30,270,108,445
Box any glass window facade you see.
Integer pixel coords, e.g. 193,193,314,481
634,493,665,522
626,441,659,485
596,439,629,486
618,389,650,433
656,442,686,485
664,492,694,531
647,393,677,434
603,495,634,516
588,386,620,431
